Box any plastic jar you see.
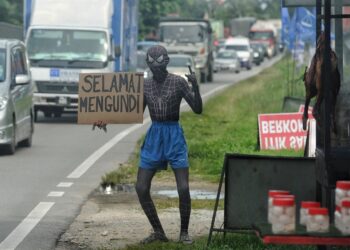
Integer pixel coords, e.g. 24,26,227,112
267,190,290,224
271,198,295,234
306,207,329,233
335,206,343,232
299,201,321,226
339,199,350,235
335,181,350,206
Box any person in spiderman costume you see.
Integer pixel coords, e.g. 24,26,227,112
137,45,202,244
95,45,202,244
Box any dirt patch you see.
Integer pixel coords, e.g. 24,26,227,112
55,179,224,250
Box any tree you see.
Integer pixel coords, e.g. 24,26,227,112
138,0,182,40
0,0,22,25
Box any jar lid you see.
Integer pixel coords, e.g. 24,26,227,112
308,207,328,215
301,201,321,208
336,181,350,190
341,199,350,208
273,198,295,206
268,190,290,197
273,194,295,200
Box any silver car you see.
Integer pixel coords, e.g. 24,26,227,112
0,39,34,154
214,50,240,73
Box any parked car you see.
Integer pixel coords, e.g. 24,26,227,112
224,37,253,70
250,43,265,66
167,54,199,83
0,39,34,154
214,49,240,73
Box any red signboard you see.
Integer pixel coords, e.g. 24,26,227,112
258,113,307,150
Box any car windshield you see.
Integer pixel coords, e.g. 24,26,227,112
27,29,108,68
225,45,249,51
168,56,192,67
249,31,273,40
137,42,157,52
0,49,5,82
217,51,237,59
160,24,204,43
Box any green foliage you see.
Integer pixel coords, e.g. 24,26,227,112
0,0,22,25
181,56,304,182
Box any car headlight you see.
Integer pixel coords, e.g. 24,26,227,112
254,52,259,57
0,96,8,110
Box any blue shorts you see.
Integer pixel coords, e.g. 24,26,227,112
139,121,189,170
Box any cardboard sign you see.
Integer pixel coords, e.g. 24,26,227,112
78,72,144,124
258,113,307,150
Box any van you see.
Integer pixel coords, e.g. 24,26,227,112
224,37,253,70
0,39,34,154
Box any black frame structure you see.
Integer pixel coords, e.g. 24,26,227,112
208,0,350,249
207,154,315,246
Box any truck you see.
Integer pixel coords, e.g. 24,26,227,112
158,18,214,83
248,20,279,58
23,0,138,120
230,17,256,38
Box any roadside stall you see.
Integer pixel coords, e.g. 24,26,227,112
208,0,350,249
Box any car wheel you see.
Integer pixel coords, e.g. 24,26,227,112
20,115,33,147
5,119,16,155
34,107,39,122
200,72,206,83
207,64,213,82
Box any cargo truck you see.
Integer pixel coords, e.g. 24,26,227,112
158,18,214,83
23,0,138,120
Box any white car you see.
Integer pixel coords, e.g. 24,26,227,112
224,37,253,70
214,50,240,73
167,54,200,83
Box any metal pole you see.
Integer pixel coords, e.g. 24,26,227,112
335,0,344,82
323,0,331,159
207,159,226,247
316,0,322,40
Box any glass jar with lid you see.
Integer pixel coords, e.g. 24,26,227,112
267,190,290,224
306,207,329,233
299,201,320,226
271,198,295,234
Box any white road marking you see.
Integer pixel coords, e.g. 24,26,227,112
67,117,151,179
57,182,73,188
0,202,54,250
47,191,65,197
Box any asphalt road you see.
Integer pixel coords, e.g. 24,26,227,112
0,54,282,250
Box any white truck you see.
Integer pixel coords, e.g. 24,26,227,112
158,18,214,83
23,0,138,120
